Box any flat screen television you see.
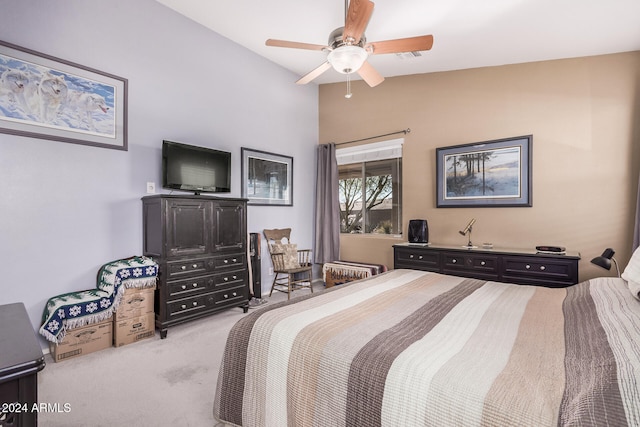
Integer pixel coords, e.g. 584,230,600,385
162,140,231,194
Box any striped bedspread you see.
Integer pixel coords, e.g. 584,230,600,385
213,269,640,426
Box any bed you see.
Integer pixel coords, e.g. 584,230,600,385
213,267,640,426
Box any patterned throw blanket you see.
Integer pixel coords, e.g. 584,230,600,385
40,256,158,344
322,260,387,287
214,269,640,427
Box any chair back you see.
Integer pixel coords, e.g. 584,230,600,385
263,228,292,250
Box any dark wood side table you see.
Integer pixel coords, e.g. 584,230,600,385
0,303,46,427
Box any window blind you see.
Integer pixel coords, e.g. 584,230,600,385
336,138,404,165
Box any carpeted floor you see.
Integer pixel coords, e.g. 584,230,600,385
37,284,322,427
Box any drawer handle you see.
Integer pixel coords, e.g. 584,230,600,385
224,259,229,264
181,285,187,290
181,266,187,270
232,258,237,262
192,264,198,269
418,255,423,260
526,264,531,269
223,294,228,299
181,304,187,309
192,283,198,288
452,259,457,263
232,292,237,297
224,277,229,282
540,266,546,271
480,261,486,266
192,301,198,307
409,254,414,259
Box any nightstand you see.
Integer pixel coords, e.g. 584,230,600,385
0,303,46,427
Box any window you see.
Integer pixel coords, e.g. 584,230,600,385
337,139,403,234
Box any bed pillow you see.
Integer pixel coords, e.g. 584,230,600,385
621,246,640,300
270,243,300,269
628,280,640,301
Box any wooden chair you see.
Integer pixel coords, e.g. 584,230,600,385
263,228,313,300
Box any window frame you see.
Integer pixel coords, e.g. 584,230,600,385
336,139,403,235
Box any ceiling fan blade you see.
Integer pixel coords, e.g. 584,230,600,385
296,62,332,85
266,39,327,51
366,35,434,55
343,0,375,44
357,61,384,87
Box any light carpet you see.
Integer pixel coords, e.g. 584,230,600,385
37,284,321,427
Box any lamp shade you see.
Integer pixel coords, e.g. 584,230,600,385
590,248,615,270
327,45,368,74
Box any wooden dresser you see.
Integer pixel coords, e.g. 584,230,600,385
142,195,249,338
0,303,45,427
394,243,580,288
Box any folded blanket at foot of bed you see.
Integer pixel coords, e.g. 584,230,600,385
322,260,387,288
39,256,158,344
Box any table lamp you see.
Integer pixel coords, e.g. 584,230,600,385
590,248,620,277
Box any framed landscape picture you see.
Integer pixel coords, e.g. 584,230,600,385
241,148,293,206
0,40,127,150
436,135,532,207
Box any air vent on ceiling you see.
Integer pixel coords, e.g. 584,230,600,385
395,51,423,60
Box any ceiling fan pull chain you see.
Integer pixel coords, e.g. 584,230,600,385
345,73,352,99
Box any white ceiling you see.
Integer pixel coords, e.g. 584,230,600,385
156,0,640,85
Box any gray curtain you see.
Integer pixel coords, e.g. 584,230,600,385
314,143,340,263
634,173,640,251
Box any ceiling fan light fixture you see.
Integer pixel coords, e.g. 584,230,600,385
327,45,368,74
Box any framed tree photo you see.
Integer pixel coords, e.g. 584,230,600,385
241,148,293,206
436,135,532,207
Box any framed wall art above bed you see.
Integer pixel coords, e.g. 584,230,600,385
436,135,532,207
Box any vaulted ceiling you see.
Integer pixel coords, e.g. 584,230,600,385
156,0,640,85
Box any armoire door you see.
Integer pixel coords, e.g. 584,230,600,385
165,199,211,257
212,202,246,252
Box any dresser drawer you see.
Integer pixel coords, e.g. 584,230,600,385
213,269,247,288
167,285,248,319
394,247,439,271
442,252,499,280
214,253,245,269
167,274,215,299
502,256,577,286
166,257,214,278
213,284,249,307
167,293,210,318
442,252,498,272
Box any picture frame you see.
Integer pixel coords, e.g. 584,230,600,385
241,147,293,206
0,40,127,150
436,135,532,207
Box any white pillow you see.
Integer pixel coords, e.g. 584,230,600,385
628,280,640,301
621,246,640,300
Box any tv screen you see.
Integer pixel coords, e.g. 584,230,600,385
162,140,231,194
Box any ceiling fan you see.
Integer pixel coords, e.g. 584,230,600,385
265,0,434,96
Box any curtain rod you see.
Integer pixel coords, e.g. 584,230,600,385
335,128,411,146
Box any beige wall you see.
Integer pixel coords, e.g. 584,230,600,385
319,51,640,281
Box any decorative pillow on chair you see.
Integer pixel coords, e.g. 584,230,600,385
621,246,640,300
271,243,300,269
